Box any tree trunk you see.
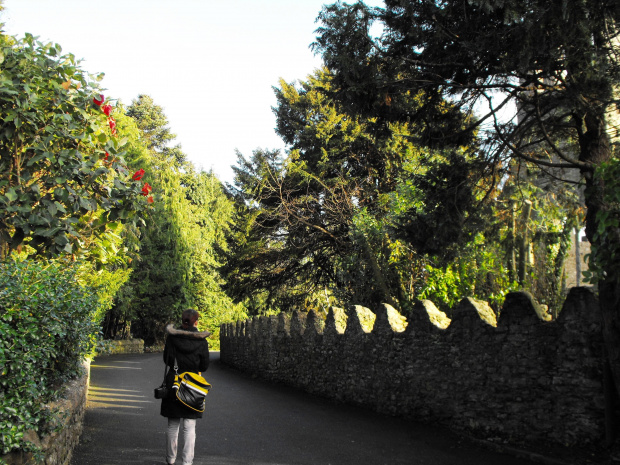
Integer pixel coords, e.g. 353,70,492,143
358,231,398,308
509,200,517,282
580,108,620,437
518,200,533,285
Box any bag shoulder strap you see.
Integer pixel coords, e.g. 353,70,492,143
163,338,179,381
169,340,179,375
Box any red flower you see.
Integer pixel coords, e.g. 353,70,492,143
141,183,152,196
104,152,110,161
132,169,145,181
108,117,118,137
102,104,113,116
147,196,154,204
93,94,104,106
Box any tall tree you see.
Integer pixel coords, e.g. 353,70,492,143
126,94,187,166
314,0,620,398
108,96,241,345
226,69,472,312
181,168,243,339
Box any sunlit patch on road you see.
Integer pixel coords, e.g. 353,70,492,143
87,386,152,409
90,365,142,369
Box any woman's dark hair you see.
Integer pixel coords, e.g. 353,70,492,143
181,309,199,329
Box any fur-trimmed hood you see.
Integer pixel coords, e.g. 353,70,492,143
165,324,210,357
165,324,211,339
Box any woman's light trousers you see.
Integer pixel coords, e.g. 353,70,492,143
166,417,196,465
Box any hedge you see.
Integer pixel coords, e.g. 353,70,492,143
0,259,98,457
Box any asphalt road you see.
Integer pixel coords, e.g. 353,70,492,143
69,352,540,465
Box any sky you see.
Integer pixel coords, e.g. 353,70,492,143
1,0,381,184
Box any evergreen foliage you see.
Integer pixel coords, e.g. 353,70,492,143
226,69,498,314
107,96,244,346
226,13,599,316
312,0,619,272
0,35,151,260
313,0,620,400
0,259,99,457
226,68,416,313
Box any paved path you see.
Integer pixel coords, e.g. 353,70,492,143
70,352,540,465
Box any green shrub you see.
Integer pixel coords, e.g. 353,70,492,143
584,158,620,285
0,259,98,455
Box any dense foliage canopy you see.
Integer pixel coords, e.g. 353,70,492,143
0,35,151,260
0,260,98,458
312,0,620,400
105,95,244,346
225,62,582,317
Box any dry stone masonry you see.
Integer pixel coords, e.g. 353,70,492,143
220,288,605,449
1,362,90,465
103,338,144,355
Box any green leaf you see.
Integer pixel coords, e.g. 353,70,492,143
54,188,69,203
54,233,68,246
78,197,93,211
6,188,18,202
26,151,51,167
54,201,66,214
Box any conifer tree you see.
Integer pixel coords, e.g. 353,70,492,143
314,0,620,401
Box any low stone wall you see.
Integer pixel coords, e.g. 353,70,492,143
1,361,90,465
220,288,605,449
100,338,144,355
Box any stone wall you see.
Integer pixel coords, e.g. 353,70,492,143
220,288,605,448
1,361,90,465
98,338,144,355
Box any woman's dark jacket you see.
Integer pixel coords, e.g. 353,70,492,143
160,324,210,419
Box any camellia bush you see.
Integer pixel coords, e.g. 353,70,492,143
0,259,99,457
0,34,152,260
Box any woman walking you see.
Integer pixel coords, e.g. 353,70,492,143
161,309,210,465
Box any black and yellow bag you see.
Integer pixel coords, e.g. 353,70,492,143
173,372,211,412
